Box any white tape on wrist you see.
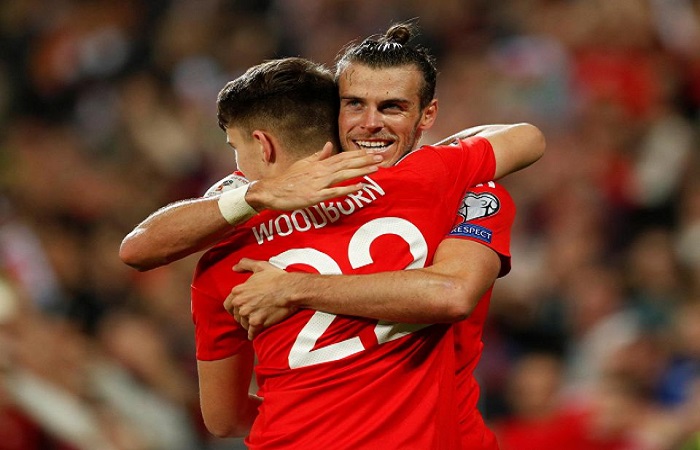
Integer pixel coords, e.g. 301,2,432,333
217,184,257,225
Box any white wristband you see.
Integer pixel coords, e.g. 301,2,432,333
217,184,257,225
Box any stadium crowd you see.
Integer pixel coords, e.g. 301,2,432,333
0,0,699,449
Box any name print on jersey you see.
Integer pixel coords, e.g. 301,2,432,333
252,176,385,244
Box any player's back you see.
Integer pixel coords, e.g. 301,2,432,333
193,138,498,449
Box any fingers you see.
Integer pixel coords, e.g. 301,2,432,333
233,306,261,340
247,325,261,341
327,165,382,185
303,141,333,162
232,306,247,330
319,141,334,159
314,183,365,200
233,258,265,273
317,152,383,188
307,141,335,162
325,150,384,170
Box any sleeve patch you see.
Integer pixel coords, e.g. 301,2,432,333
449,191,501,243
457,192,500,221
449,223,493,243
203,173,250,197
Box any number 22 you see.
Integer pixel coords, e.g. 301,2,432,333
268,217,432,369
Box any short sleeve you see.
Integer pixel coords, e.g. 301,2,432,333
191,284,250,361
447,182,515,277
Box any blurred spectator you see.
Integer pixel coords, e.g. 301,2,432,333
492,352,572,449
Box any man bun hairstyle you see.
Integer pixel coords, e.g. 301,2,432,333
335,21,437,110
384,23,411,46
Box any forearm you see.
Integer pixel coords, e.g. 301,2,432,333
197,351,258,438
120,197,234,271
283,239,500,323
287,269,473,323
485,123,545,179
432,124,513,145
217,394,259,438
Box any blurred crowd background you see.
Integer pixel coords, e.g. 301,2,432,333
0,0,699,449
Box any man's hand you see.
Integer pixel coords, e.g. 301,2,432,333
245,142,384,211
225,258,300,340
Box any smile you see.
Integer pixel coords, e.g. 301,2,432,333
354,140,394,151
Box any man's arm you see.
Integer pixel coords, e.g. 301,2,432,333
119,197,234,271
197,346,259,438
119,145,383,271
436,123,546,180
227,238,501,339
120,124,540,272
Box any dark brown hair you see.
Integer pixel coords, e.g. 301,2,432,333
217,57,339,155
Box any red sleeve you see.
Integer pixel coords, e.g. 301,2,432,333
401,136,496,213
454,136,497,184
423,136,496,185
191,283,250,361
447,181,515,277
446,136,497,185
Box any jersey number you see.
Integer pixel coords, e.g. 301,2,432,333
268,217,432,369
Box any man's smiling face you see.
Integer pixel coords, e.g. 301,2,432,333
337,63,437,167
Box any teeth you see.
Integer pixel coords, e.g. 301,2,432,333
355,140,391,149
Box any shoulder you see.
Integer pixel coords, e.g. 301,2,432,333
193,238,241,281
203,172,250,197
395,137,496,179
456,183,516,228
467,180,512,197
429,136,494,155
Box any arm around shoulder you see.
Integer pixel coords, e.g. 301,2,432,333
432,123,544,179
483,123,545,179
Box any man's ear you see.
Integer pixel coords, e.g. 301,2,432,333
418,99,439,131
252,130,276,164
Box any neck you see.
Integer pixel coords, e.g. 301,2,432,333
260,151,299,179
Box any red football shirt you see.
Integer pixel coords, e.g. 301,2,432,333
447,181,515,449
192,137,496,449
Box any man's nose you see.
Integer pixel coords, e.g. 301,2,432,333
360,108,383,131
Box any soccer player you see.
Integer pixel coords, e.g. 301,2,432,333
226,180,513,450
222,24,522,449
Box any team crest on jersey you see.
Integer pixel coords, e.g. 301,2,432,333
449,191,500,243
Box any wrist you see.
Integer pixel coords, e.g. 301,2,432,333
243,180,269,211
285,273,311,308
217,184,258,225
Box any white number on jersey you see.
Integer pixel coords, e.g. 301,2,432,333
267,217,432,369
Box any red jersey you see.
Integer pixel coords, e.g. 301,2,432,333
448,181,515,450
191,137,496,450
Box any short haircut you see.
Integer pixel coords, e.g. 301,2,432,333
217,57,339,157
335,22,438,110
